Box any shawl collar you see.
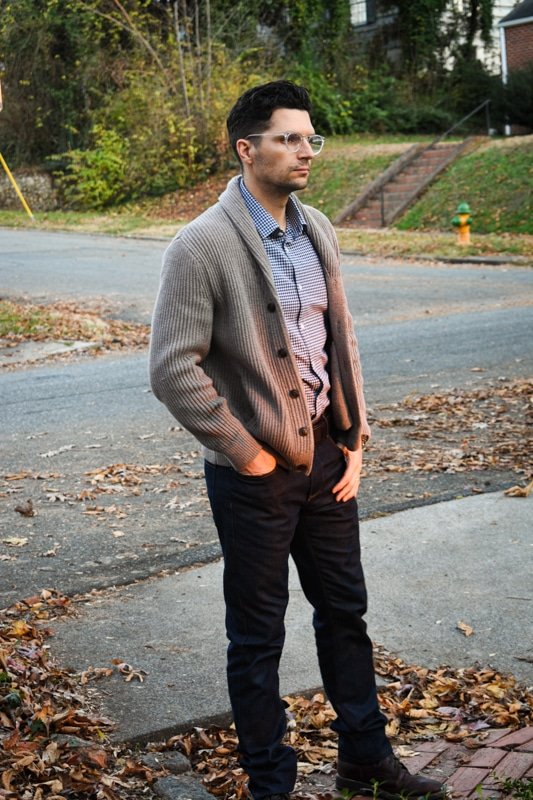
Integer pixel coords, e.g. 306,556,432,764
218,176,277,294
218,176,338,289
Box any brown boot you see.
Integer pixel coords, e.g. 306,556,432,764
336,754,447,799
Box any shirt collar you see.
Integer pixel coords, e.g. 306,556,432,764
239,177,306,240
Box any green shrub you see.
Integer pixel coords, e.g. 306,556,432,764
49,29,280,210
388,104,455,134
342,69,453,134
96,73,202,199
54,126,128,209
348,70,398,132
503,64,533,130
286,66,355,135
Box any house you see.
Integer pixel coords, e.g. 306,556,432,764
349,1,519,73
498,0,533,82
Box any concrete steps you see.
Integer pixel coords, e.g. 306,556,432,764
335,139,478,229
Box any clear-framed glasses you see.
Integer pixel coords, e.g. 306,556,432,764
246,132,325,155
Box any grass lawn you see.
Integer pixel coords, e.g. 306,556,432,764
300,151,398,219
398,138,533,235
1,135,531,262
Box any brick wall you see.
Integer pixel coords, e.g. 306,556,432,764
505,21,533,71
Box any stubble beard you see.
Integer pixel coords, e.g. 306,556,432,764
278,167,310,194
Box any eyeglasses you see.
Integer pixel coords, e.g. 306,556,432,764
246,132,325,155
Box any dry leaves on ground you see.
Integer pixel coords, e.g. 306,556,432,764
84,461,204,493
1,300,149,352
373,644,532,739
2,588,532,800
365,378,532,477
158,643,532,800
143,172,233,222
0,590,156,799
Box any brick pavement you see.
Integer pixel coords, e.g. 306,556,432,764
293,727,533,799
441,727,533,799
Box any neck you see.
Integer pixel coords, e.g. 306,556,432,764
242,176,289,230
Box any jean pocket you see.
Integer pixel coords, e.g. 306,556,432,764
235,466,278,482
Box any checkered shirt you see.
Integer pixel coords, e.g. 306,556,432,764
240,178,330,419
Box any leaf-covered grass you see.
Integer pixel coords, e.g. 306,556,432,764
0,591,154,798
0,299,149,348
0,208,165,235
398,139,533,234
335,227,533,262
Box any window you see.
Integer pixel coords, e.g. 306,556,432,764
350,0,377,26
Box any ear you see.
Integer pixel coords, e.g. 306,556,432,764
236,137,254,165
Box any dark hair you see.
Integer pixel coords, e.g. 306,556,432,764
226,80,312,161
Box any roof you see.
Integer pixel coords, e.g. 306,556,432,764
499,0,533,25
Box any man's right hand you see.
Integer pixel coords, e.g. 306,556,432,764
239,449,277,476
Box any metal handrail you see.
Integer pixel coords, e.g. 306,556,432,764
431,99,491,147
334,99,492,228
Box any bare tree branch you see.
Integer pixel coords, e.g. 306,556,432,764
78,0,176,94
172,0,191,117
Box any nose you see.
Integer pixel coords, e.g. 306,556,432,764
299,137,315,158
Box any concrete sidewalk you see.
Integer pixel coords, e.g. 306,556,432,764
49,491,532,747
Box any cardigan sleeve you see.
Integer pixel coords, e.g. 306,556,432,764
149,236,263,471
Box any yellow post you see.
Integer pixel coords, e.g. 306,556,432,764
0,151,35,221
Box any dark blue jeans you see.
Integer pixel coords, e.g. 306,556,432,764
204,436,391,799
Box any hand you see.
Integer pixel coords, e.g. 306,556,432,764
332,444,363,502
239,449,277,476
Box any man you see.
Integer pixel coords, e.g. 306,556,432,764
149,81,446,800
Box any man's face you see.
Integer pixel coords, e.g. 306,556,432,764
239,107,316,197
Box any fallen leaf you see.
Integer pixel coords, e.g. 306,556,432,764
504,479,533,497
14,499,35,517
39,444,75,458
46,492,70,502
395,745,419,758
111,660,148,682
2,536,29,547
457,621,475,637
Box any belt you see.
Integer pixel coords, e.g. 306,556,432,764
312,410,330,445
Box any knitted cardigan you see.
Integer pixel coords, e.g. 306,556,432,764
149,176,370,475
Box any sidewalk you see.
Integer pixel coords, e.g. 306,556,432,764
47,490,532,796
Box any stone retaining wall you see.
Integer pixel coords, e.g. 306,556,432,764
0,169,59,211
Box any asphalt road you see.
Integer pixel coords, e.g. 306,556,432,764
1,228,532,606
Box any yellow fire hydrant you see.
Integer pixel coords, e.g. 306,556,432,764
452,201,472,245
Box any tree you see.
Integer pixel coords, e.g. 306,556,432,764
379,0,449,76
378,0,494,76
0,0,113,164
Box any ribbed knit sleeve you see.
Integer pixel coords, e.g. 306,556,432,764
149,235,263,471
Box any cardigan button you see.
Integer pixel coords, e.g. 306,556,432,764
298,427,308,437
267,302,276,312
289,389,299,399
277,348,288,358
